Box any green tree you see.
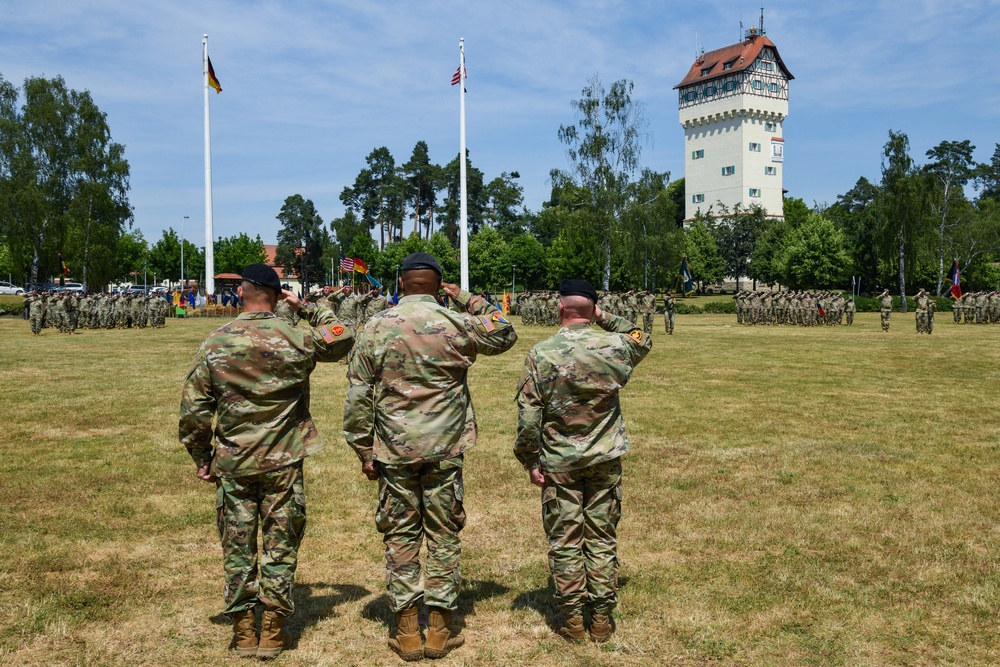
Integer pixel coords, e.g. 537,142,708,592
664,177,686,228
467,226,508,291
557,75,647,289
545,225,602,288
504,232,547,290
779,213,850,289
828,177,881,293
749,218,791,287
711,204,767,290
426,232,459,284
683,218,726,291
0,74,132,290
214,232,267,275
924,140,977,296
484,171,525,239
783,197,811,227
878,130,928,311
113,228,149,286
275,195,327,293
329,209,368,258
976,143,1000,202
146,227,203,285
400,141,440,239
622,169,682,290
340,147,403,249
436,150,487,245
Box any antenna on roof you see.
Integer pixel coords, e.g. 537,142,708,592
760,6,766,35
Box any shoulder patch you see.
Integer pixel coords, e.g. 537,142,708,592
332,325,345,336
628,329,643,341
478,315,496,332
491,312,509,324
319,327,335,344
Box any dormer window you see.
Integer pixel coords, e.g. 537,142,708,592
700,67,712,76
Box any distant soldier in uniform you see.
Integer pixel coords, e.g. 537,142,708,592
514,279,651,644
344,253,517,661
845,295,856,326
915,289,929,334
29,294,44,335
878,289,892,332
927,295,936,334
663,289,675,335
179,264,354,659
639,290,655,334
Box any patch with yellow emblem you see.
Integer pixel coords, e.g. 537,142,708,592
491,312,509,324
628,329,643,342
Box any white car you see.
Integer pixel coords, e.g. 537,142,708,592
0,281,24,296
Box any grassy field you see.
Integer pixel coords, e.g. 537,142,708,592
1,312,998,666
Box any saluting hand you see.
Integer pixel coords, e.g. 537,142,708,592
281,289,300,309
440,282,461,301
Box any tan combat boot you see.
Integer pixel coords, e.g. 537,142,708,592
556,614,586,642
589,612,615,643
424,607,464,659
388,606,423,662
231,609,257,658
257,610,290,659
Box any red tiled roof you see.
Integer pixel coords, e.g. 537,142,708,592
674,35,793,89
214,272,242,279
264,244,295,280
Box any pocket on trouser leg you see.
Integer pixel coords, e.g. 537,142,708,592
375,481,394,534
215,483,226,542
541,485,559,537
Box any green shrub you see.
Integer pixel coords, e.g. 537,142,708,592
674,302,702,314
0,295,25,317
701,300,737,314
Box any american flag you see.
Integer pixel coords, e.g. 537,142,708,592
451,66,465,85
340,256,354,272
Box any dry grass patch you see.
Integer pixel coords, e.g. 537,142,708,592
1,313,999,666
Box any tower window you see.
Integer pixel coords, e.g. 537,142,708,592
749,142,762,152
765,121,777,132
765,166,777,175
692,149,705,159
751,79,763,90
722,166,735,176
759,60,775,72
768,82,780,93
683,90,698,102
703,85,717,96
723,80,739,92
701,67,712,76
692,194,705,203
749,188,762,198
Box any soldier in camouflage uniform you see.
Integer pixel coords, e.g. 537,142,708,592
639,290,656,334
845,296,856,326
29,294,44,335
663,289,675,335
344,252,517,661
179,263,354,659
914,289,929,334
878,289,892,332
514,279,651,644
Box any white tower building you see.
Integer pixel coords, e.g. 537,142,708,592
676,23,792,221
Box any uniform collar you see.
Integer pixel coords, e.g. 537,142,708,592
399,294,439,304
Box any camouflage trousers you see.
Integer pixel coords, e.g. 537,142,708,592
376,455,466,612
916,311,928,333
846,312,854,326
30,316,42,334
216,461,306,617
664,311,675,335
542,457,622,615
642,313,653,334
880,310,891,332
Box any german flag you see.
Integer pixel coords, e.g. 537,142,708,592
208,57,222,94
353,256,369,274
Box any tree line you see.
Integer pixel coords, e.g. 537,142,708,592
3,72,998,298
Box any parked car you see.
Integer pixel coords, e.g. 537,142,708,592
0,281,24,296
126,286,150,294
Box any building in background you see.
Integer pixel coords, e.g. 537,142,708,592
675,18,792,221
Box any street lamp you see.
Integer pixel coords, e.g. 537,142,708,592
511,264,516,294
181,215,189,290
394,265,400,294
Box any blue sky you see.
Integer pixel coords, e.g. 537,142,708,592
1,0,998,247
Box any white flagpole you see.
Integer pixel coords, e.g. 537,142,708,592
458,38,469,291
203,35,216,296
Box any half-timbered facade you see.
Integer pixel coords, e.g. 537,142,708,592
675,28,793,221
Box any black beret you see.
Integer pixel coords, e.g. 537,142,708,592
401,252,442,276
559,279,598,304
241,263,282,292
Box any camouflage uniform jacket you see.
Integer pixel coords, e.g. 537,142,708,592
343,290,518,466
639,293,656,314
179,304,354,478
513,313,652,473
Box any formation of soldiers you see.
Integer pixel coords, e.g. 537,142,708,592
26,291,170,335
734,291,856,327
302,284,388,330
520,289,661,334
952,291,1000,324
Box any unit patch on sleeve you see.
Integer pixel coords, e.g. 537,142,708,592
628,329,643,341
